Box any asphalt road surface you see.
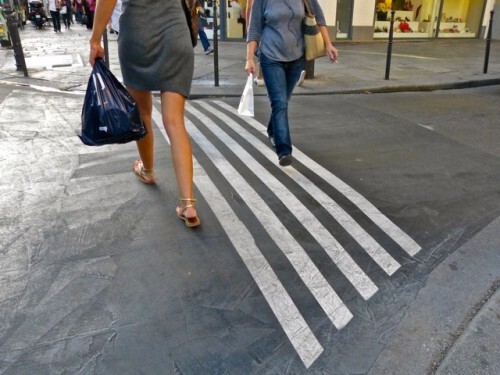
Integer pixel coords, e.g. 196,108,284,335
1,84,499,374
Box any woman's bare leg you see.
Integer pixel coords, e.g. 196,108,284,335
160,91,197,219
127,88,154,170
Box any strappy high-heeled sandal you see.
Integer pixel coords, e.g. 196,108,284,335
176,198,201,228
133,160,156,185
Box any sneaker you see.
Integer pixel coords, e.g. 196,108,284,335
204,46,214,55
298,70,306,86
279,154,293,167
254,77,265,87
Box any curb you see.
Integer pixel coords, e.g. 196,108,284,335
2,74,500,98
189,78,500,99
368,216,500,375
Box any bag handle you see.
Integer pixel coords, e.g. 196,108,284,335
302,0,314,17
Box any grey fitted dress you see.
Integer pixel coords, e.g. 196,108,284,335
118,0,194,97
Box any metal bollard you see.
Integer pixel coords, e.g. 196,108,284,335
483,10,494,74
385,10,395,80
4,6,28,77
213,0,220,87
305,60,314,79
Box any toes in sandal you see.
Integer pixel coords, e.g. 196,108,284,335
176,198,201,228
133,160,156,185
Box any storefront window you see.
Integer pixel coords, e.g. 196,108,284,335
336,0,353,39
227,0,246,38
437,0,483,38
373,0,484,39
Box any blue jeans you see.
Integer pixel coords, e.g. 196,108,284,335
198,19,211,51
259,52,305,158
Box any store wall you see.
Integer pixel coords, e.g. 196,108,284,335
352,0,377,40
482,0,496,37
319,0,336,25
319,0,337,39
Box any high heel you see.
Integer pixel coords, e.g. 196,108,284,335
176,198,201,228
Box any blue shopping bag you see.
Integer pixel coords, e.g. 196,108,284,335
79,59,147,146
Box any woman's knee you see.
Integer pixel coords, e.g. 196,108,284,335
271,99,288,113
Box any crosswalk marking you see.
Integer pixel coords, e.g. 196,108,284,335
195,101,401,276
193,169,324,369
152,107,325,368
184,117,354,329
187,103,379,300
150,98,422,369
1,89,422,370
213,100,422,257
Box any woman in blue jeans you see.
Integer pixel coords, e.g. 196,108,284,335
245,0,338,166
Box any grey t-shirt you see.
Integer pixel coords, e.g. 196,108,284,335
247,0,326,62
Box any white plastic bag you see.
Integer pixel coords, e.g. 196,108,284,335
238,74,254,117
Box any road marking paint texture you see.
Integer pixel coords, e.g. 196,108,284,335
151,107,324,368
150,100,422,368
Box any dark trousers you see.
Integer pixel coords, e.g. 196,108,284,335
62,12,71,28
198,19,210,51
86,11,94,29
260,52,305,158
50,10,61,31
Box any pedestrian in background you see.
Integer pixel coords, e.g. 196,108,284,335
197,1,213,54
74,0,83,23
89,0,200,227
60,0,71,29
48,0,62,32
82,0,94,29
245,0,338,166
109,0,121,34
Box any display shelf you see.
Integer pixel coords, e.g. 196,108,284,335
375,20,420,31
438,32,476,38
417,21,475,37
373,32,430,38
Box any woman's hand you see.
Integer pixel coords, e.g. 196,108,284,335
326,43,339,63
245,58,256,76
318,25,339,63
89,40,104,67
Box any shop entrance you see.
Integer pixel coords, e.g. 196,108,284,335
336,0,354,39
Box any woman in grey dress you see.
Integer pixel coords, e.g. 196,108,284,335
89,0,200,227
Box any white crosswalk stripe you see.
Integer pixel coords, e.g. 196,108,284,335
152,99,422,369
196,101,402,276
213,100,422,257
187,103,379,300
152,107,327,368
193,168,325,369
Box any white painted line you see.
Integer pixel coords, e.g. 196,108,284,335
181,113,354,329
194,101,401,276
187,103,378,299
213,101,422,257
151,106,324,368
194,168,324,369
